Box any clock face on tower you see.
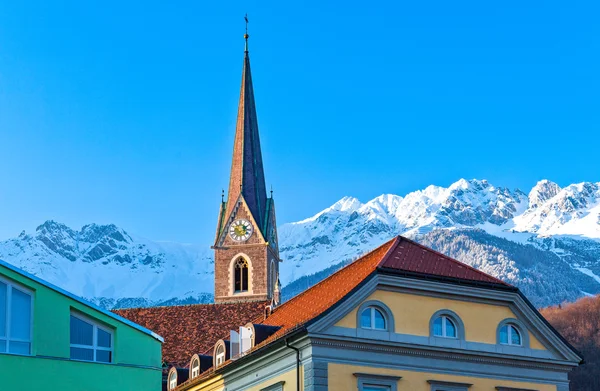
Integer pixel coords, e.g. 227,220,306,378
229,219,253,242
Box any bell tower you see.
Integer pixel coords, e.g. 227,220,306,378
213,24,281,304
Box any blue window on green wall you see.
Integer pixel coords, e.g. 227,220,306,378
0,277,33,355
70,312,113,363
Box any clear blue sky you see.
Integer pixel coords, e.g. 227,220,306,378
0,1,598,242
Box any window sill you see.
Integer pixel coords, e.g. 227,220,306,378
0,351,32,357
69,358,114,365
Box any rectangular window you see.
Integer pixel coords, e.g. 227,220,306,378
428,380,472,391
355,373,400,391
260,381,285,391
363,386,390,391
70,312,113,363
0,277,33,355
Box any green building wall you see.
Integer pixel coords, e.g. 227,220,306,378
0,262,163,391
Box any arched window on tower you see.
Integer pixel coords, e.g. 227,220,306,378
234,258,249,292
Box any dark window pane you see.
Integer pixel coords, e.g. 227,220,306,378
360,308,372,328
235,268,241,291
70,315,93,346
10,288,31,340
71,347,94,361
446,317,456,338
499,325,508,344
433,317,443,336
97,328,111,348
96,349,112,363
363,386,390,391
373,309,386,330
241,267,248,292
0,282,6,337
0,340,5,353
9,341,30,355
511,326,521,345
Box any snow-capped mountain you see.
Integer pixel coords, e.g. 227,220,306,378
277,179,600,306
1,178,600,309
0,221,214,308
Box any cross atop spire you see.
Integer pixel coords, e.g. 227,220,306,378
244,14,249,52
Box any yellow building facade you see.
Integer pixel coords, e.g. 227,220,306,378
167,237,580,391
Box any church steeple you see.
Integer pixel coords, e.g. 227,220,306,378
223,36,268,237
213,22,281,305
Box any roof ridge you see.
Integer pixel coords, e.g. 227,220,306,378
264,237,396,320
393,235,510,286
114,301,260,312
376,236,402,267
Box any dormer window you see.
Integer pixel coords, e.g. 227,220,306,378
234,258,249,292
169,371,177,390
190,356,200,379
167,367,189,390
215,343,226,367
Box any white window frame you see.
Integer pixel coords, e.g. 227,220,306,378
69,311,114,363
215,344,225,367
0,276,33,356
360,307,387,330
500,324,522,346
191,357,200,378
169,371,177,390
434,315,457,338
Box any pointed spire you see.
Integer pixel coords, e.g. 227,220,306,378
224,20,268,234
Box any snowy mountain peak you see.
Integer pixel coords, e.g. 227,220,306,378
331,196,362,212
528,180,561,209
514,181,600,238
362,194,403,215
449,178,490,191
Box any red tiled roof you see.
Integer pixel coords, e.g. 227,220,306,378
379,236,510,286
113,301,268,367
